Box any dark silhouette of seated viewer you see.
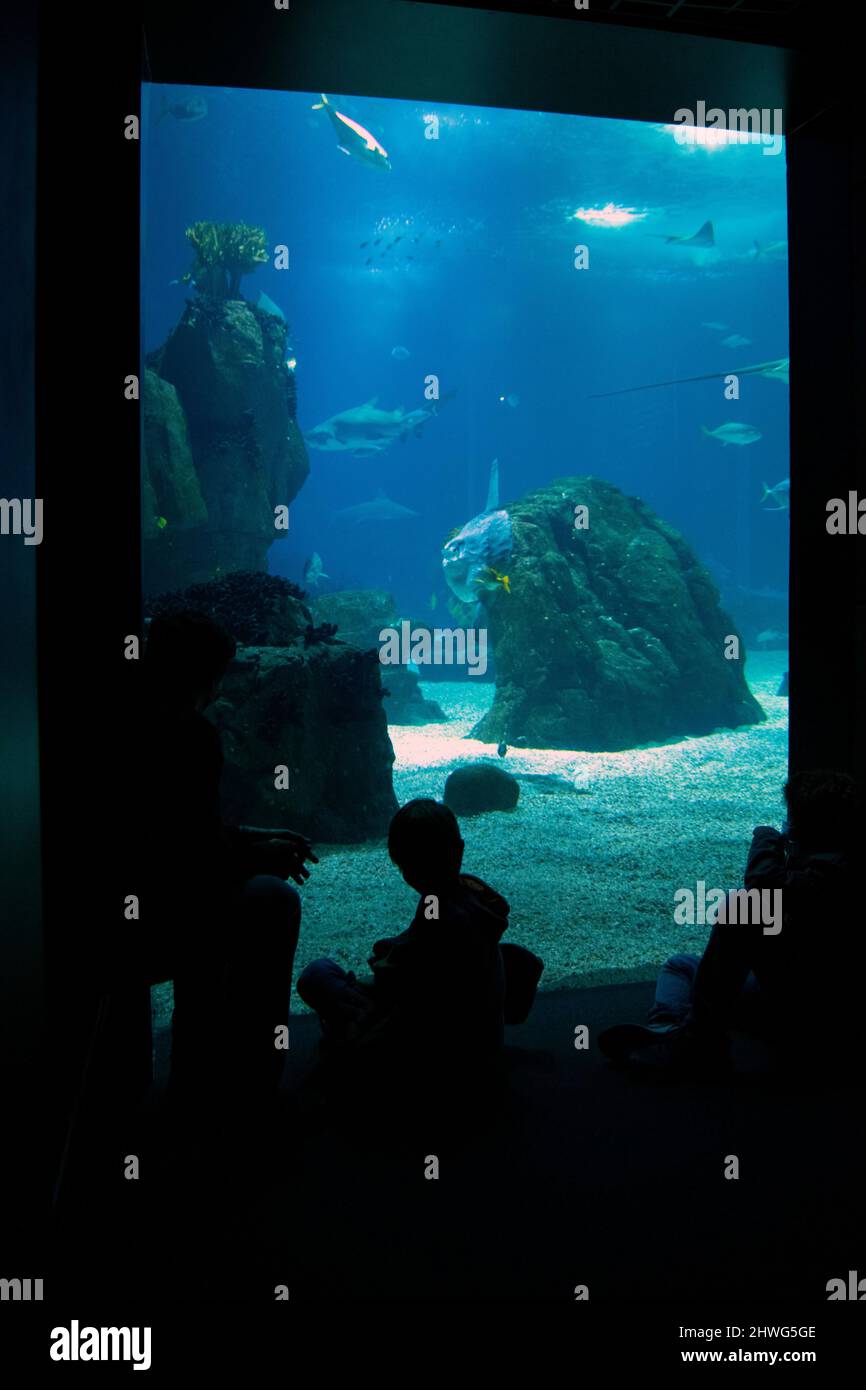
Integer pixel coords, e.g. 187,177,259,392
298,798,544,1112
599,769,859,1079
132,610,318,1111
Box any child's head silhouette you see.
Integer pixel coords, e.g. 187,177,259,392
145,609,236,711
388,798,465,894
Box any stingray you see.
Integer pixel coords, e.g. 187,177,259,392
588,357,789,399
514,773,592,795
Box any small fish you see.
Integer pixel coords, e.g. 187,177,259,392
777,670,789,697
701,422,762,447
365,258,373,265
360,241,369,248
498,392,519,408
394,235,403,243
374,239,382,246
156,95,208,125
155,516,168,530
286,357,297,371
391,345,411,360
429,592,438,611
434,240,442,248
386,241,395,250
701,321,729,331
761,478,790,511
721,333,751,348
302,552,330,587
756,628,786,644
497,741,508,758
473,566,511,595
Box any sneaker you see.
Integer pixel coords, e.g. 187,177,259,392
598,1021,681,1064
618,1023,733,1081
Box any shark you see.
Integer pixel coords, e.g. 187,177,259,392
312,94,391,172
304,392,454,456
589,357,789,399
333,489,420,526
442,458,513,604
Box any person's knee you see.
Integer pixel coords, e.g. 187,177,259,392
296,957,340,1007
665,952,699,974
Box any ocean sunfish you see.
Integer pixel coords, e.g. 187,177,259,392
442,458,512,604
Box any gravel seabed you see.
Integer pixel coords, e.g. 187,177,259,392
292,651,789,1003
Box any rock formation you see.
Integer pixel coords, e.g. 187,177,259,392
146,573,398,843
142,297,308,591
470,477,765,751
311,589,447,725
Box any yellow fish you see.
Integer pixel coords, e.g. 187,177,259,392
473,566,511,594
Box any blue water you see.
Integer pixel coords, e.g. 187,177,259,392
142,84,788,626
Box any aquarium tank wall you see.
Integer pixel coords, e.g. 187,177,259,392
141,84,789,993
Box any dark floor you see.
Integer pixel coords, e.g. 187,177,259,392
52,981,864,1303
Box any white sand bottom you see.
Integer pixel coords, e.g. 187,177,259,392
294,651,789,1001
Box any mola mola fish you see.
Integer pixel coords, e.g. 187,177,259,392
442,458,513,604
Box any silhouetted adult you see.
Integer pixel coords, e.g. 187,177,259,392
599,770,858,1079
127,610,317,1111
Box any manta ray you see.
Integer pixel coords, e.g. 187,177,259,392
589,357,789,399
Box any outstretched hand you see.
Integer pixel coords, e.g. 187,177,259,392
257,831,319,885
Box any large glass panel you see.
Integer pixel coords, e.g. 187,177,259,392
141,85,788,1004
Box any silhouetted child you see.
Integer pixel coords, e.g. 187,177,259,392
599,770,858,1079
298,798,544,1106
126,610,318,1111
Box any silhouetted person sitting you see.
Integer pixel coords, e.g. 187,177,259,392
599,770,858,1079
129,610,318,1114
297,798,543,1114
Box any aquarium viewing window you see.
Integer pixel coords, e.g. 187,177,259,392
140,80,789,1003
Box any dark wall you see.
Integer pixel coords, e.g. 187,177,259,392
0,4,41,1260
787,106,866,784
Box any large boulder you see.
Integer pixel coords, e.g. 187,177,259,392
443,763,520,815
146,573,398,843
312,589,447,725
470,477,765,750
212,642,398,844
143,298,309,591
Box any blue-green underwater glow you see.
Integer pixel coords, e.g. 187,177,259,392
141,85,789,991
